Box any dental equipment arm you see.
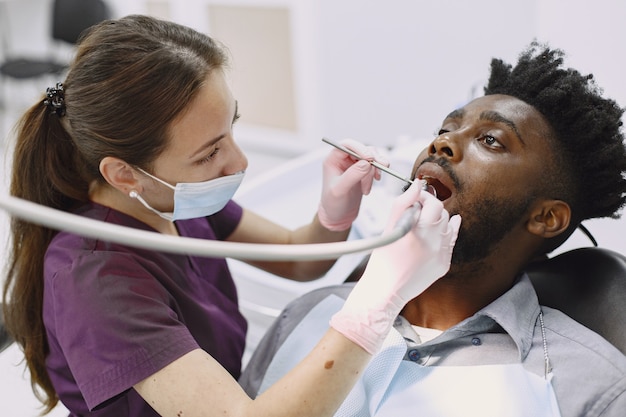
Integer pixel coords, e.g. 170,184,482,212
0,194,416,261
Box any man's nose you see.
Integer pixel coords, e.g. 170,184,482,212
429,133,462,161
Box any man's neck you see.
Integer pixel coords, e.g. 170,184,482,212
401,254,526,330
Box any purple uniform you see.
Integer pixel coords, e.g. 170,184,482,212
42,201,247,416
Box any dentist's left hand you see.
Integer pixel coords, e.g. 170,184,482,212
318,139,388,231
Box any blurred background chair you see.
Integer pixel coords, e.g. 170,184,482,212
0,0,111,112
0,305,11,353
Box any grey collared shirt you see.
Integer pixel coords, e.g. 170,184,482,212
394,275,626,416
240,276,626,416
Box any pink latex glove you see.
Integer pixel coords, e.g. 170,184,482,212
317,138,388,231
330,180,462,354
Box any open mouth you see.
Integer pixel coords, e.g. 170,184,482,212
419,175,452,201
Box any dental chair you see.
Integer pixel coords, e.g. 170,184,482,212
239,246,626,396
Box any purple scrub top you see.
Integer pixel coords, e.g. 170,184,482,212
42,201,247,416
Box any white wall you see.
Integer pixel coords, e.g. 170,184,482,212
4,1,625,144
316,0,537,144
536,0,626,108
314,0,626,146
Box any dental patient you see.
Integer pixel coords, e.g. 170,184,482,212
239,41,626,417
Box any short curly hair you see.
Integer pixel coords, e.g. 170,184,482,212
484,41,626,251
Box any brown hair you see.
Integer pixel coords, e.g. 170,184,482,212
2,14,228,412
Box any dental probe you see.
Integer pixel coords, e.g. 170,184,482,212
322,137,414,184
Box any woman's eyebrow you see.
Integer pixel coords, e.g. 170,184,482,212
480,110,525,145
189,136,224,160
188,102,239,160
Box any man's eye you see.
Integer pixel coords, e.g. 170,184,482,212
481,135,503,148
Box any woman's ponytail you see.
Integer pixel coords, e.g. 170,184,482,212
3,94,89,412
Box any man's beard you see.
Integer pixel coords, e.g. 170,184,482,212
414,156,534,265
450,195,533,265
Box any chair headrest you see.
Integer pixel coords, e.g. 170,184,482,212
52,0,111,44
526,247,626,354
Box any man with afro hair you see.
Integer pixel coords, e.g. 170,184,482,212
240,41,626,416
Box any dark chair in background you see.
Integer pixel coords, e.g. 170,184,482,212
526,247,626,352
0,307,11,353
0,0,111,108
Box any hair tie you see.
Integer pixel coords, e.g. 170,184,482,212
43,83,66,117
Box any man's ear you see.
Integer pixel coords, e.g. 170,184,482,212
527,200,571,239
99,157,141,194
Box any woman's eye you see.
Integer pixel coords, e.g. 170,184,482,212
198,147,220,164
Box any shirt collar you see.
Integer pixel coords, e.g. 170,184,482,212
477,274,540,359
396,274,540,360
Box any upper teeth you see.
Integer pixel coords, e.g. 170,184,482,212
419,176,438,197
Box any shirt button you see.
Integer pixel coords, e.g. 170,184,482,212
408,349,421,361
471,337,482,346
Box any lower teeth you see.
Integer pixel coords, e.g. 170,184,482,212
423,183,437,197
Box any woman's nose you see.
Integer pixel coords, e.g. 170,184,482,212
429,133,461,160
224,143,248,175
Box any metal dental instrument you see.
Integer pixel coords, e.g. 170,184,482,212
322,137,414,184
322,137,437,197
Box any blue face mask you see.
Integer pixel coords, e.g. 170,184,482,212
129,168,245,221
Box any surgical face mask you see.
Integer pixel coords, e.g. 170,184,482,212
129,168,245,221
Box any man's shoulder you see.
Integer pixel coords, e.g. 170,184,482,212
543,305,625,368
542,306,626,417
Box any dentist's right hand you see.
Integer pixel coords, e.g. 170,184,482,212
330,180,462,354
318,138,387,232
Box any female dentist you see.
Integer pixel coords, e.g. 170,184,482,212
2,14,460,417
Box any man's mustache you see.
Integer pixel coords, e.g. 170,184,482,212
417,156,461,191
